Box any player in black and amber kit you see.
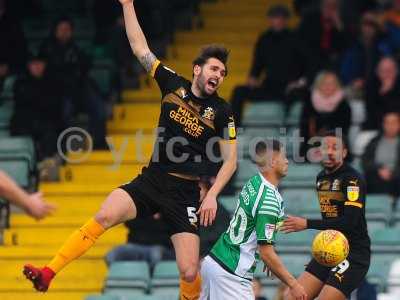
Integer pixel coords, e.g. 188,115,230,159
283,131,370,300
23,0,237,295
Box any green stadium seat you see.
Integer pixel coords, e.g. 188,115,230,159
115,294,179,300
365,194,393,223
367,254,396,292
151,261,180,295
275,230,317,253
367,220,387,233
90,68,113,95
242,102,285,126
282,189,319,218
0,136,36,171
86,295,119,300
218,195,238,215
281,163,321,188
0,101,13,129
105,261,150,292
285,101,303,126
370,228,400,252
235,159,258,188
0,160,30,187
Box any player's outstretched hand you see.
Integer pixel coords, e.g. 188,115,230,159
25,192,56,220
281,215,307,233
197,193,217,227
289,281,307,300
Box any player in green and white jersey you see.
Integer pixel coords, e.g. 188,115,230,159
200,140,307,300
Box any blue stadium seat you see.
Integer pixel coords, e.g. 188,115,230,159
218,195,238,215
275,230,317,253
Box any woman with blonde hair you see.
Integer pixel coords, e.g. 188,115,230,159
300,71,351,160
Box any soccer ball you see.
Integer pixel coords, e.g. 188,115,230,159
311,230,349,267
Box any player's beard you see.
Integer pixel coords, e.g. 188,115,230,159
196,71,217,97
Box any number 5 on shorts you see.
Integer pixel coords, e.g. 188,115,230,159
187,207,198,226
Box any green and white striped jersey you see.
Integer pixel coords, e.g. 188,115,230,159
210,173,285,280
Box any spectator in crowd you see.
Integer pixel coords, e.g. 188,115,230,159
105,213,174,270
10,54,63,162
340,12,391,97
382,0,400,58
0,0,27,91
39,17,107,149
297,0,348,71
300,71,351,159
0,170,55,220
253,277,268,300
364,57,400,129
362,111,400,197
230,5,311,127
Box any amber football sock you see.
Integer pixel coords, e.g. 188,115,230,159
46,218,105,273
180,273,202,300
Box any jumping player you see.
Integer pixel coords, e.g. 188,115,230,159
23,0,237,292
282,131,371,300
200,140,307,300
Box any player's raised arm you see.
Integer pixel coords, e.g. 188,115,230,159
118,0,157,73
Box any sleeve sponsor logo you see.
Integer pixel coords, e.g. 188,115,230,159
265,223,276,240
347,186,360,201
228,121,236,138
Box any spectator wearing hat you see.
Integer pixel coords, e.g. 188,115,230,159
297,0,349,71
10,54,63,161
364,56,400,130
230,4,312,127
340,12,391,97
362,111,400,197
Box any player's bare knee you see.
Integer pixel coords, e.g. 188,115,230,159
179,262,198,282
94,209,115,229
181,268,198,283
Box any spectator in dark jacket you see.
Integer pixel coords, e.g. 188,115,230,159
230,5,311,126
364,57,400,129
0,0,27,91
340,12,391,95
297,0,349,71
300,71,351,159
39,17,107,149
10,54,63,161
382,0,400,58
362,111,400,197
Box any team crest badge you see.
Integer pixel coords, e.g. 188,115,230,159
202,107,215,120
347,186,359,201
265,224,276,240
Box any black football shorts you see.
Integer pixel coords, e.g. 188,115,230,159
305,256,370,297
119,166,200,235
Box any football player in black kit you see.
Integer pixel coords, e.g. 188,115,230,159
282,131,371,300
23,0,237,293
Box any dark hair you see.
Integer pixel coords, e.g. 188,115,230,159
321,130,349,150
192,45,229,76
253,139,283,167
255,139,283,155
